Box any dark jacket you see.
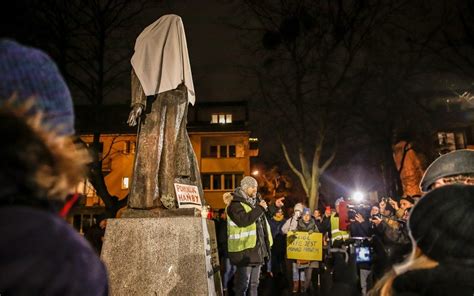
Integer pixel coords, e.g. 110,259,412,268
316,215,331,236
226,188,274,266
0,206,109,296
392,264,474,296
349,220,371,238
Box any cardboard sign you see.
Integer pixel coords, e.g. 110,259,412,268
287,231,323,261
174,183,202,209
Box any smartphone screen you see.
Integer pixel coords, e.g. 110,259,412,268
355,246,371,263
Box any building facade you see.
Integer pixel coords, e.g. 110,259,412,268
73,101,257,228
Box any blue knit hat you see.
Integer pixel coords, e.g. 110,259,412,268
0,39,74,135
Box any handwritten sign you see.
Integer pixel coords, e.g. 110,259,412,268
174,183,202,209
287,232,323,261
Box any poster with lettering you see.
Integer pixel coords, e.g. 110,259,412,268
286,231,323,261
174,183,202,209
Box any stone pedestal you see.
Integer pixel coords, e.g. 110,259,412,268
101,215,222,296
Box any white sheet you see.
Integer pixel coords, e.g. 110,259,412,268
131,14,195,105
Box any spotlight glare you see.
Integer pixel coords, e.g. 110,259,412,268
352,191,364,202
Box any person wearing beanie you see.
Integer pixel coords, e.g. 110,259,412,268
281,202,309,293
293,207,319,293
370,185,474,296
420,149,474,192
0,39,75,136
0,40,108,295
226,175,284,295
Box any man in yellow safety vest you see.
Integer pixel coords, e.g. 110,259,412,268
226,176,284,296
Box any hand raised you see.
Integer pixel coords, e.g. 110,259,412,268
355,213,365,223
275,197,285,208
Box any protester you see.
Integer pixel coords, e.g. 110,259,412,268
281,202,306,293
226,176,283,296
0,39,108,295
370,185,474,295
267,207,287,277
389,196,414,221
295,207,319,293
420,149,474,192
371,198,411,280
348,205,373,296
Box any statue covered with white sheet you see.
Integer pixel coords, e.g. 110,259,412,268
127,14,203,209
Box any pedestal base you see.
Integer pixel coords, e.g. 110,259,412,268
101,216,221,295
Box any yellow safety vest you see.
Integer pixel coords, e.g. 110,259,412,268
227,202,273,252
330,213,349,242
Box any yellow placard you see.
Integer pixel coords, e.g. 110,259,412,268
286,231,323,261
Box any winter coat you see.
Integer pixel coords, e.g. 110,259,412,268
281,216,299,234
226,188,275,266
392,264,474,296
0,206,108,296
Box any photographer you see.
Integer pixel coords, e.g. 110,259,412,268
347,204,374,296
371,198,411,282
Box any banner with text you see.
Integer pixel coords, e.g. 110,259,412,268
174,183,202,209
286,231,323,261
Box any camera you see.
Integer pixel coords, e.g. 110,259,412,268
347,204,371,221
370,213,382,220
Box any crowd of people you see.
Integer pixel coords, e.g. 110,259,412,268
1,38,473,296
214,149,474,296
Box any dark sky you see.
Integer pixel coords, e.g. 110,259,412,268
159,1,255,102
0,0,255,104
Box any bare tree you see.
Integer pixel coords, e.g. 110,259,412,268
31,0,157,216
235,0,409,210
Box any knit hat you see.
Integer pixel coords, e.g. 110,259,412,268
420,150,474,192
240,176,258,190
0,39,74,135
302,207,311,216
293,202,304,213
408,185,474,265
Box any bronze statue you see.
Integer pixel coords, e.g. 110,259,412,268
127,15,203,209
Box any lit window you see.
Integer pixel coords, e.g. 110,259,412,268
211,113,233,124
219,114,226,124
121,177,129,189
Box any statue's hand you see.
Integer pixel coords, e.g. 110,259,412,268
127,104,144,126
